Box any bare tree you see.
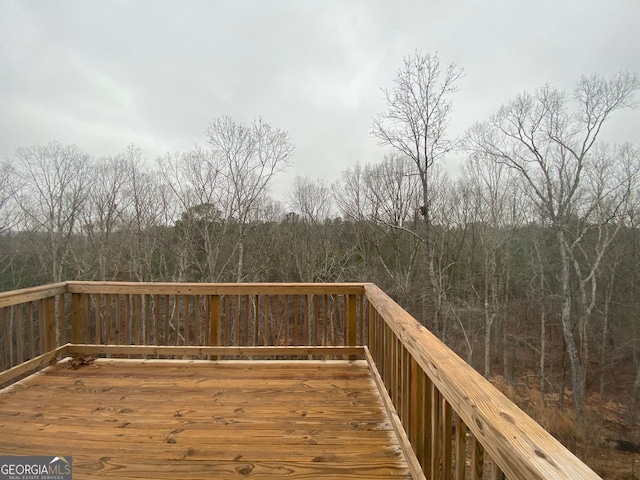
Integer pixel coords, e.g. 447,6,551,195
119,145,168,281
80,155,129,280
286,176,338,282
157,148,231,281
206,116,294,282
466,72,640,413
15,142,93,282
0,161,21,234
372,51,464,334
288,176,334,225
461,153,523,378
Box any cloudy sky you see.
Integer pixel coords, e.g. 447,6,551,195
1,0,639,198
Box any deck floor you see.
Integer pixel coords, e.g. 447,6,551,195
0,358,412,479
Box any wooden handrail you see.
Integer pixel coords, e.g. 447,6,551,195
364,283,600,480
0,282,67,308
65,281,366,295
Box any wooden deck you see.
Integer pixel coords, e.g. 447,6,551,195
0,358,413,479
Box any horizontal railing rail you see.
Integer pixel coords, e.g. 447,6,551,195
0,281,601,479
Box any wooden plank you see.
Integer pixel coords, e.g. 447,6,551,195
184,294,191,345
40,296,57,354
27,302,35,358
0,344,68,385
455,415,467,480
16,305,24,363
0,283,67,309
65,344,364,357
443,398,453,480
348,294,357,360
164,295,170,347
1,308,11,369
430,381,441,480
364,283,601,480
243,295,250,346
209,295,220,349
66,281,366,296
472,436,484,480
105,294,112,345
0,358,412,480
71,293,87,343
293,295,299,346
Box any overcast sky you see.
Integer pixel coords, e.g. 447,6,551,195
1,1,639,199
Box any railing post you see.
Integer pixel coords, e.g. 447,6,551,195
209,295,220,360
71,293,87,345
39,296,56,354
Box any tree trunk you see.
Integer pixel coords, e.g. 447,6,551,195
557,230,586,414
540,309,546,394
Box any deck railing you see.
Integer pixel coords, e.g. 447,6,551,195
0,281,601,480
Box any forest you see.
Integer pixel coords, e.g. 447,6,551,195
1,52,639,476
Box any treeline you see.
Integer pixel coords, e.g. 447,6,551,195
1,53,639,427
1,138,639,413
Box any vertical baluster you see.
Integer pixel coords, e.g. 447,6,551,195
303,295,309,347
209,295,220,360
472,436,484,480
283,295,289,347
243,295,250,346
430,382,441,480
234,295,240,347
152,294,159,347
293,295,300,346
409,355,419,467
490,459,505,480
313,295,319,348
322,294,328,347
403,347,411,433
263,295,269,346
423,371,433,475
124,294,131,347
359,295,365,347
184,295,191,346
164,295,170,348
27,302,35,359
104,294,112,346
60,295,67,346
91,294,96,345
114,295,121,346
143,294,150,346
193,295,200,347
133,294,140,345
1,309,10,369
15,305,24,363
443,399,453,480
342,294,348,347
455,415,467,480
173,295,180,347
348,294,357,360
224,295,231,347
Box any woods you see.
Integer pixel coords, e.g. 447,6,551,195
1,56,639,465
